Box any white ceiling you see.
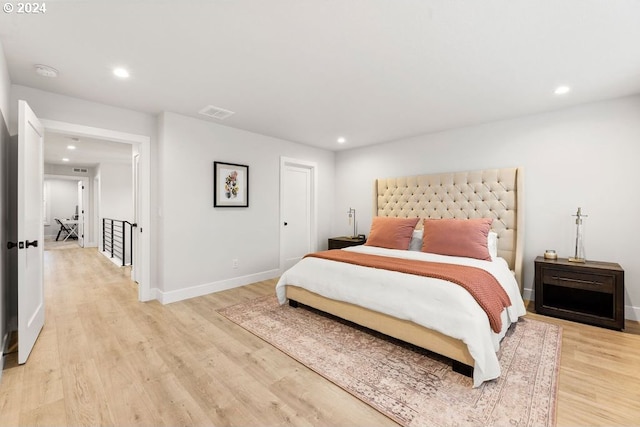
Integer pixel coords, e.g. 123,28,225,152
1,1,639,151
43,132,132,167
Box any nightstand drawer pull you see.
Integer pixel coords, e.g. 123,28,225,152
551,276,603,286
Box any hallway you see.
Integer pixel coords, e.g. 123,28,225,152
0,247,140,425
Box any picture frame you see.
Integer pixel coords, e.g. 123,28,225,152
213,161,249,207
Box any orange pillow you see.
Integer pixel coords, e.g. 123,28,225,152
421,218,493,260
364,217,420,250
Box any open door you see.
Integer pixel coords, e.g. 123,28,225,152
10,100,45,364
77,180,85,247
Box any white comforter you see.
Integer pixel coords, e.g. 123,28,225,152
275,245,526,387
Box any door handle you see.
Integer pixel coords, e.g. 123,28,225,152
284,222,288,226
7,241,18,249
25,240,38,248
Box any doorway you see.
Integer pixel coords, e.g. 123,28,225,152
43,175,89,249
279,157,318,271
40,119,152,302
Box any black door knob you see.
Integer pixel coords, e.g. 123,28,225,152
26,240,38,248
7,241,18,250
284,222,288,226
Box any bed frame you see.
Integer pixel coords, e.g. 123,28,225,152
285,167,523,373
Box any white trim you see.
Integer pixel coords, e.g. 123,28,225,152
40,119,152,302
100,250,130,267
279,157,318,272
157,269,280,305
43,180,50,226
40,120,149,145
522,287,533,303
625,304,640,322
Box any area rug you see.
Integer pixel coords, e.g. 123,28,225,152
218,296,561,427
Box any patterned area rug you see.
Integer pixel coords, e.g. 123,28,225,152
218,296,561,427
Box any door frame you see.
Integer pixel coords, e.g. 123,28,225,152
40,119,153,302
279,157,318,272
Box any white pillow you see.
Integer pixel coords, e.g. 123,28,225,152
408,229,498,259
408,229,423,251
487,231,498,259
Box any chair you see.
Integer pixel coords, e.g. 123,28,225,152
55,218,73,241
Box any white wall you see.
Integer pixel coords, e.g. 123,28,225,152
334,95,640,320
0,40,11,376
97,162,133,222
157,112,335,301
96,162,133,264
43,179,79,238
9,85,156,137
6,86,337,305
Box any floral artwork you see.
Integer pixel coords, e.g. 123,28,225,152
225,170,239,198
214,162,249,207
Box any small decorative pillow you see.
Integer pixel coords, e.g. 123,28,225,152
487,231,498,259
408,229,424,251
422,218,493,261
364,217,420,250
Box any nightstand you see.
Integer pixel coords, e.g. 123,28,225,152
328,236,366,250
534,256,624,330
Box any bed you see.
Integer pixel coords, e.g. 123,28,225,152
275,167,525,387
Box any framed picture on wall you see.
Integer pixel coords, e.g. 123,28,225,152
213,161,249,207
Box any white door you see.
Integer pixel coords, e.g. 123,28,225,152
17,100,45,364
280,158,316,270
77,181,84,247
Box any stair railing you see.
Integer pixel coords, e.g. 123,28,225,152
102,218,137,266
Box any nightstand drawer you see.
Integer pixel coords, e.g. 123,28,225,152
328,236,366,250
542,268,614,293
534,256,624,330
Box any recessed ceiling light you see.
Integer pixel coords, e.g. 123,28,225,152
337,137,346,144
62,158,70,162
113,67,130,78
554,85,571,95
67,145,76,150
34,64,58,78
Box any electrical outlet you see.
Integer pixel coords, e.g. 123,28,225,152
232,259,239,269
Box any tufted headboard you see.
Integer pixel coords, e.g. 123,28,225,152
374,167,524,291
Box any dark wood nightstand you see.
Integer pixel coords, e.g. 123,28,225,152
328,236,366,250
534,256,624,330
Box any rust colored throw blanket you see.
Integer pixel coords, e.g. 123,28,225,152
305,250,511,333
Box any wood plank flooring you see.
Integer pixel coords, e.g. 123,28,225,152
1,247,639,426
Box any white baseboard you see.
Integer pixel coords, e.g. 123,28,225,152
146,287,158,301
625,305,640,322
522,287,533,302
157,269,280,305
99,251,129,267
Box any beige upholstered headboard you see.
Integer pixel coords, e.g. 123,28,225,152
374,167,524,291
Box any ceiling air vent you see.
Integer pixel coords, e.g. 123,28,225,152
198,105,235,120
73,167,88,173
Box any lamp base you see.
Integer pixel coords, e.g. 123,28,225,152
568,257,586,263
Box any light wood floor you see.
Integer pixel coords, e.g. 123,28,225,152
1,247,639,426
